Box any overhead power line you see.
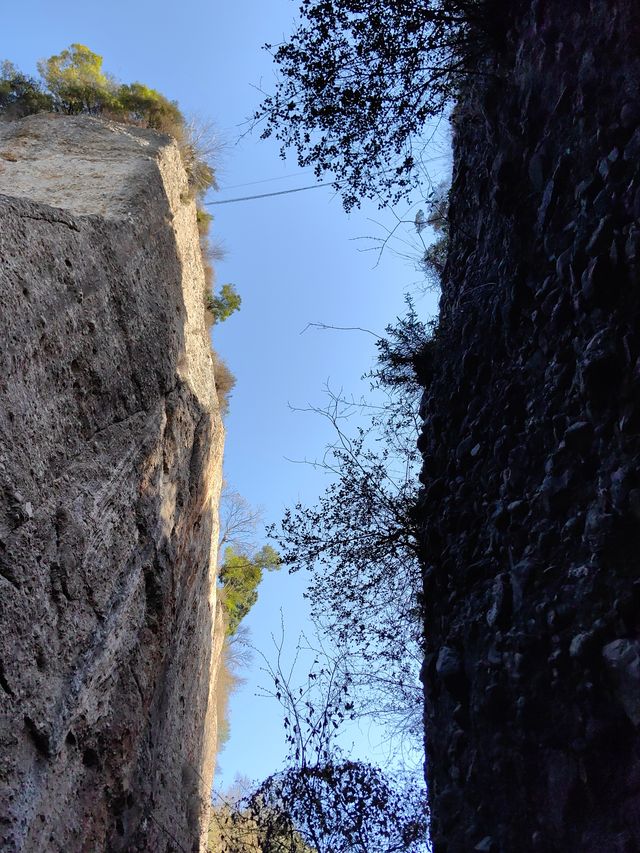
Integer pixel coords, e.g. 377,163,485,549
221,168,317,190
205,181,339,205
205,153,451,206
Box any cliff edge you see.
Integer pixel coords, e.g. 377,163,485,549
0,113,224,852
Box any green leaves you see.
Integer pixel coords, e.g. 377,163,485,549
205,283,242,324
1,44,186,136
116,82,183,131
37,44,114,115
255,544,282,571
218,545,281,636
0,60,53,117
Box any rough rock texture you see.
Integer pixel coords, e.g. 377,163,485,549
417,3,640,852
0,114,224,852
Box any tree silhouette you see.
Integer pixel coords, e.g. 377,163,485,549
254,0,504,210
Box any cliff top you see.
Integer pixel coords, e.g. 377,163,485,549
0,112,172,218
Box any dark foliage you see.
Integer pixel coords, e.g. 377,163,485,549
269,308,433,741
0,61,53,118
418,185,450,284
219,638,429,852
373,298,434,390
246,761,428,853
255,0,504,210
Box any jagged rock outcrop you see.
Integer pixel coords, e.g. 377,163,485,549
0,114,224,852
418,2,640,852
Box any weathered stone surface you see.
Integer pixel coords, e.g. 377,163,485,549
418,3,640,851
0,114,225,852
602,640,640,726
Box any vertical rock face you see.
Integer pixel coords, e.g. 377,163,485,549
418,3,640,851
0,114,224,852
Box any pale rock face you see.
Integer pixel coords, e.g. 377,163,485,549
0,113,225,852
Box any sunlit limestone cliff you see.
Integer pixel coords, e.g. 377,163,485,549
0,113,225,852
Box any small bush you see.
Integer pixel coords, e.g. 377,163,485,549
211,349,236,415
205,283,241,326
213,637,243,750
373,297,435,391
196,208,214,235
0,61,53,118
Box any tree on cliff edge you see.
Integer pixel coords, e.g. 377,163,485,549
254,0,505,210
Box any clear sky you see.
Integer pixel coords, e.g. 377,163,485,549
3,0,449,791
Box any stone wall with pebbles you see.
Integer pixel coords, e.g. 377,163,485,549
417,2,640,851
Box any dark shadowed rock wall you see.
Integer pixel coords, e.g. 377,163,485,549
0,114,224,852
418,2,640,851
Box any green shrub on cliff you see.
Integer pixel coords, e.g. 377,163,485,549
196,208,214,235
0,45,214,190
205,283,242,325
25,44,185,136
218,545,280,637
37,43,115,115
0,61,53,117
115,81,183,132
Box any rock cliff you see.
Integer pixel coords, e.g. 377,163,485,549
0,114,224,852
418,2,640,851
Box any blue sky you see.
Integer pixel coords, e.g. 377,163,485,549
3,0,449,791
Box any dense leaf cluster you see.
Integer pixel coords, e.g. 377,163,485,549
218,545,281,637
0,62,53,118
206,282,242,324
1,46,183,132
256,0,498,209
373,298,435,389
245,762,428,853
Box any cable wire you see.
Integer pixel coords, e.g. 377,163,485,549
205,180,342,205
206,153,451,206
